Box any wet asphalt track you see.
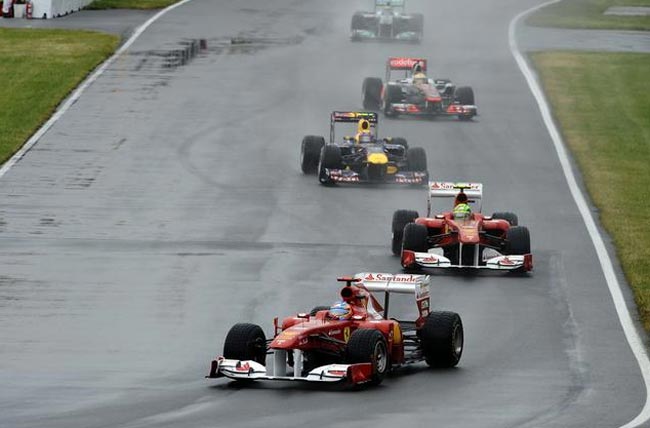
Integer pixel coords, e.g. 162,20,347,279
0,1,646,427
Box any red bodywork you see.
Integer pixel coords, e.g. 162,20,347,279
273,280,417,366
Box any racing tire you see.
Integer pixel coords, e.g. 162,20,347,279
300,135,325,174
223,323,267,366
383,85,403,117
420,311,464,368
390,137,408,149
402,223,428,253
347,329,389,385
454,86,475,105
391,209,419,256
309,305,330,316
350,12,365,31
492,212,518,226
407,147,427,172
318,145,342,185
362,77,383,110
411,13,424,35
506,226,531,255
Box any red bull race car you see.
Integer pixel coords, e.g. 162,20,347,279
207,273,464,387
351,0,423,43
300,111,428,185
392,182,533,272
362,57,477,120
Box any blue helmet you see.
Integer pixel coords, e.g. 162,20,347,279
328,301,352,320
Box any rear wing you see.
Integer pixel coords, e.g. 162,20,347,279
375,0,405,9
386,57,427,81
353,272,430,320
330,111,378,143
427,181,483,215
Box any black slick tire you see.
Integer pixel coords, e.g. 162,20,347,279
391,209,419,256
383,85,402,117
407,147,427,172
318,144,342,185
506,226,531,255
362,77,383,110
492,212,518,226
402,223,428,253
300,135,325,174
347,329,389,385
420,311,464,368
454,86,475,105
223,323,267,365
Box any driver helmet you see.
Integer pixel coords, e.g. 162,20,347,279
453,203,472,220
413,72,428,85
328,301,352,320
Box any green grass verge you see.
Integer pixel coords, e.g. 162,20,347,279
528,0,650,30
532,51,650,329
86,0,180,9
0,29,118,164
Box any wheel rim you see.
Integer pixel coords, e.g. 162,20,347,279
373,341,388,374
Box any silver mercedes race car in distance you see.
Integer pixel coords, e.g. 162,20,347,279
351,0,423,43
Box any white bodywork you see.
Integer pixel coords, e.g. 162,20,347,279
215,356,352,383
410,251,528,270
427,181,483,216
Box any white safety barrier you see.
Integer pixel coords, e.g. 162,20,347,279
31,0,94,19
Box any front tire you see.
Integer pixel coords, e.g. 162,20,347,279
391,209,419,256
347,329,389,385
506,226,530,255
402,222,428,253
223,323,267,365
318,145,342,185
362,77,383,110
455,86,475,105
420,312,464,368
407,147,427,172
300,135,325,174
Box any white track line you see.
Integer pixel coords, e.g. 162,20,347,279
509,2,650,427
0,0,195,179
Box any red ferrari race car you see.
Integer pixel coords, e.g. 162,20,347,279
362,57,477,120
207,273,463,387
392,182,533,272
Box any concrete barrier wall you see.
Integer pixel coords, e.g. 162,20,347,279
32,0,94,19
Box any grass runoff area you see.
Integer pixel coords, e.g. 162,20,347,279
532,52,650,329
0,29,118,164
86,0,180,9
528,0,650,30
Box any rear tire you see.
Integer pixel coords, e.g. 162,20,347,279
347,329,389,385
455,86,475,105
407,147,427,172
402,223,428,253
420,311,464,368
300,135,325,174
390,137,408,149
492,212,518,226
506,226,530,255
223,323,267,365
318,145,342,185
391,209,419,256
362,77,383,110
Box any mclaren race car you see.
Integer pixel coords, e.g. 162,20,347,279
207,273,464,387
391,182,532,272
362,57,477,120
300,111,428,185
351,0,423,43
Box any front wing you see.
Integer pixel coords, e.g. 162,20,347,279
389,103,477,118
322,168,428,184
207,357,374,385
402,250,533,271
351,30,421,42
